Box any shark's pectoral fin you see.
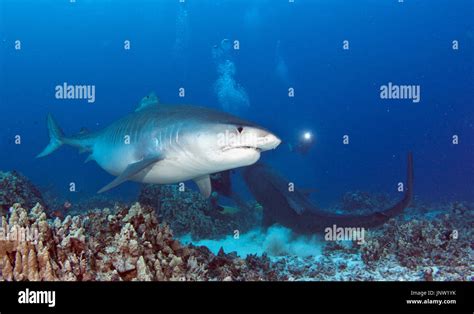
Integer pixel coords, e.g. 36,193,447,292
98,155,163,193
194,175,212,198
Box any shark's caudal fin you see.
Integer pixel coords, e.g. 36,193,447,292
36,114,65,158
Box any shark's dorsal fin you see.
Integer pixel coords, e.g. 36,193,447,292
97,154,163,193
135,92,160,112
194,175,212,198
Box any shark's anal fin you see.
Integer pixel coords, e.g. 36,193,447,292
194,175,212,198
98,155,163,193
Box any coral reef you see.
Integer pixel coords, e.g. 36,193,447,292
41,188,130,219
0,171,45,217
360,202,473,280
0,202,276,281
269,201,473,281
0,174,471,282
139,184,260,240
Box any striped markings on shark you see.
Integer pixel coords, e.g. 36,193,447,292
37,92,281,197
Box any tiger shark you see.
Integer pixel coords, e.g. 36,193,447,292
37,93,281,197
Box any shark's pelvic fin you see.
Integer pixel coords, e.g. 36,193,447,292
36,114,65,158
97,155,163,193
194,175,212,198
135,92,160,112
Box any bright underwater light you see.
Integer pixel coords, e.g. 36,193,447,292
303,131,312,141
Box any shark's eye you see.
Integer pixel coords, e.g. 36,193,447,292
237,126,244,133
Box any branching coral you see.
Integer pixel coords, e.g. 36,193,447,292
0,202,276,281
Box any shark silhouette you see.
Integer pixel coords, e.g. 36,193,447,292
242,153,413,233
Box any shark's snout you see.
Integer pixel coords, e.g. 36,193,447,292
224,126,281,152
257,132,281,151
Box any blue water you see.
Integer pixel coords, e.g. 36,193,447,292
1,0,473,205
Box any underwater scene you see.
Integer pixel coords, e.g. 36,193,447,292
0,0,473,282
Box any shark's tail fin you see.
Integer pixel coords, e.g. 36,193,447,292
36,114,65,158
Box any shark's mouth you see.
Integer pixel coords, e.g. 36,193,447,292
222,145,261,152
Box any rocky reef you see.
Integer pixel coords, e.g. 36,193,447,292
359,202,473,280
139,184,260,240
270,202,473,281
0,171,472,282
0,171,45,217
42,190,130,219
0,170,130,221
0,202,276,281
